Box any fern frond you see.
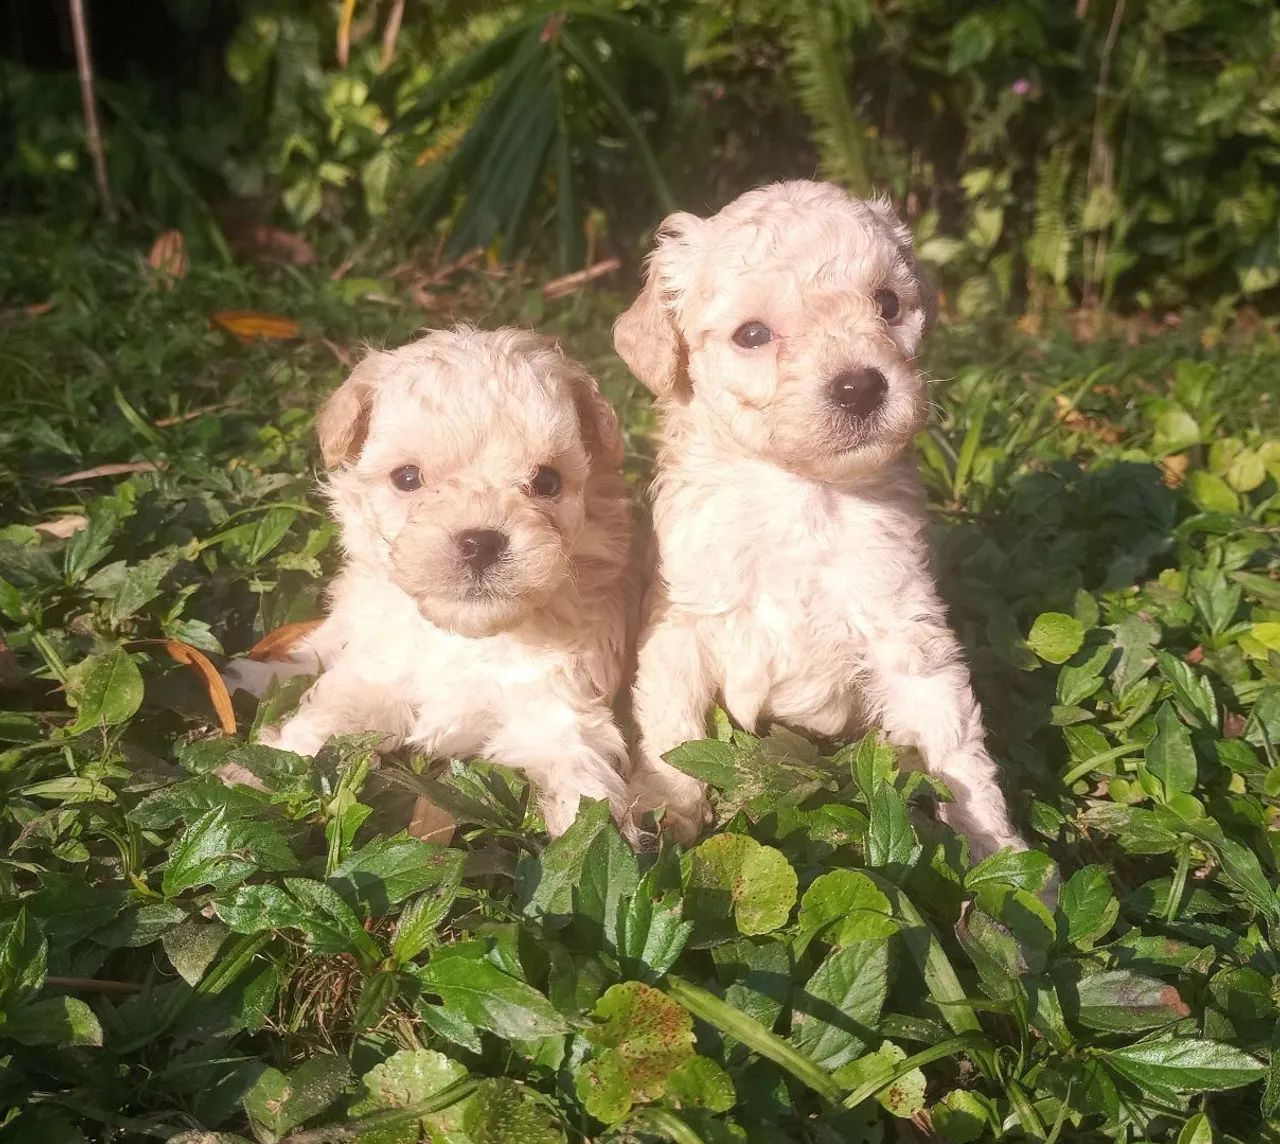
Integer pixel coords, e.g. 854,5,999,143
784,0,872,195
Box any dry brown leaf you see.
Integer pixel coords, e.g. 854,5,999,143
1184,645,1205,665
147,230,188,286
35,514,89,539
49,461,160,486
212,311,301,340
246,226,315,266
1053,394,1124,444
25,300,55,317
408,796,455,844
1160,452,1191,488
129,638,236,734
248,619,324,662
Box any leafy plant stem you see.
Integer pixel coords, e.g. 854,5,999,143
841,1033,990,1109
630,1106,706,1144
31,630,69,683
663,975,843,1103
278,1077,480,1142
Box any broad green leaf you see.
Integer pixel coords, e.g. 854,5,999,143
837,1042,926,1118
1064,969,1190,1033
1152,408,1200,456
574,982,695,1123
64,647,144,733
966,849,1055,894
517,799,612,923
790,939,890,1070
1188,568,1242,636
1058,865,1119,947
0,909,47,1008
416,944,568,1040
1186,471,1239,515
685,833,797,936
391,882,461,965
864,778,920,875
931,1089,998,1142
349,1048,473,1143
353,970,399,1033
1154,650,1218,730
328,835,463,916
162,919,229,985
663,738,739,790
573,818,639,954
1177,1112,1213,1144
0,995,102,1047
1099,1037,1265,1094
132,775,270,829
163,807,298,897
796,869,896,951
1144,701,1197,799
1027,612,1085,664
664,1056,735,1113
243,1054,350,1141
462,1078,565,1144
618,870,693,983
215,878,381,966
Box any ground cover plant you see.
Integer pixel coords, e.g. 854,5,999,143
1,221,1279,1142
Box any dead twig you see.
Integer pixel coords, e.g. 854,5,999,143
68,0,116,223
49,461,160,486
541,257,622,300
381,0,406,69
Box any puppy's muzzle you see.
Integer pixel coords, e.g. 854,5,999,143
827,366,887,420
456,528,508,575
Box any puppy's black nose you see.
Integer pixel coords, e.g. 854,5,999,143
827,367,888,418
456,529,508,572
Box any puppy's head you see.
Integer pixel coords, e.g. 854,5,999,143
615,181,934,481
319,327,623,638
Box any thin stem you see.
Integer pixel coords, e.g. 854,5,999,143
68,0,116,223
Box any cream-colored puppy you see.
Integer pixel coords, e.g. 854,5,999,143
227,327,635,838
614,180,1027,861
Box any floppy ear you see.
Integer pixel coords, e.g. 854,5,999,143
565,360,625,471
316,356,378,468
613,211,702,398
867,195,937,332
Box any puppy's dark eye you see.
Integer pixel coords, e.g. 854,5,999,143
527,465,561,498
874,289,900,322
390,465,422,491
732,321,773,349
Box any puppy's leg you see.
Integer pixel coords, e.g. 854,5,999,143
259,667,402,757
866,617,1026,862
631,614,716,845
485,702,634,840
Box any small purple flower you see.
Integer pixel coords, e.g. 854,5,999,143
1011,78,1033,97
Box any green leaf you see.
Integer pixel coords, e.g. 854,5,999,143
1153,408,1201,456
618,865,693,983
1186,471,1239,515
573,818,639,954
328,835,464,916
390,881,462,966
1099,1037,1265,1094
1058,865,1119,947
463,1078,565,1144
836,1042,926,1118
353,969,400,1033
64,647,144,733
864,775,920,875
0,909,47,1008
791,939,890,1070
1027,613,1085,664
574,982,695,1123
161,919,229,985
1177,1112,1213,1144
1154,650,1218,730
1145,701,1198,799
664,1056,735,1113
1063,969,1190,1033
215,878,381,966
930,1089,998,1143
517,799,612,923
965,849,1055,895
662,739,739,791
796,869,896,951
416,944,568,1040
685,833,797,936
0,995,102,1047
348,1048,474,1141
163,807,298,897
243,1054,350,1142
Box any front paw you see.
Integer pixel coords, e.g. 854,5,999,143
630,764,711,846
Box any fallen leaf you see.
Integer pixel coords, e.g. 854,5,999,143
1160,453,1191,488
49,461,160,486
129,639,236,734
1054,394,1123,444
408,796,455,845
248,620,324,662
25,300,55,317
1185,645,1204,665
147,230,187,287
212,311,301,340
35,514,89,539
246,226,315,266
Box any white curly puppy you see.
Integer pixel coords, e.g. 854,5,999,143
227,327,635,838
614,180,1027,861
